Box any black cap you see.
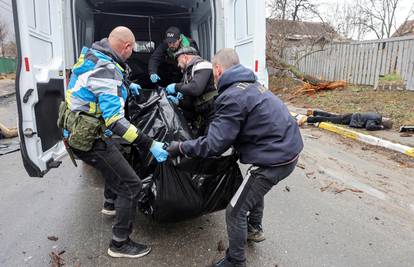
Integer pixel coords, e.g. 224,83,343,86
165,26,181,43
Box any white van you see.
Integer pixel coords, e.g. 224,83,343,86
12,0,268,177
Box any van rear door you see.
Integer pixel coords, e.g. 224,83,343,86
12,0,68,177
223,0,268,86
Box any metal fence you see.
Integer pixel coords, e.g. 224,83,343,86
283,36,414,90
0,57,16,74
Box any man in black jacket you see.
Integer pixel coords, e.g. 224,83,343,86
165,46,217,135
307,110,393,130
148,26,198,85
167,48,304,267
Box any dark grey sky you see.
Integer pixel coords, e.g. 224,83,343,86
0,0,15,41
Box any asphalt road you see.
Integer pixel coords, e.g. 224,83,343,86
0,97,413,267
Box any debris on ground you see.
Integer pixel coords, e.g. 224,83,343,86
284,186,291,192
292,81,347,97
306,171,315,179
0,141,20,155
320,182,334,192
296,163,306,169
49,250,65,267
47,236,59,241
400,132,412,137
303,134,320,139
217,240,226,252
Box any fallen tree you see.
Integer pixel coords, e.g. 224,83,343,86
267,56,347,96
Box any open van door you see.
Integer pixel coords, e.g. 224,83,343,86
222,0,268,87
12,0,68,177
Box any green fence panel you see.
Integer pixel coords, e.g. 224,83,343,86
0,57,17,74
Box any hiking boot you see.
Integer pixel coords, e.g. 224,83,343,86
247,224,266,243
209,256,246,267
108,238,151,258
101,201,116,216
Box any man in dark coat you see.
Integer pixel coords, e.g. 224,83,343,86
167,48,304,267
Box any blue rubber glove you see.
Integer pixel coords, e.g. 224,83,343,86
63,129,70,138
129,82,141,96
150,73,161,83
103,129,113,137
165,83,176,95
149,141,168,162
167,92,183,105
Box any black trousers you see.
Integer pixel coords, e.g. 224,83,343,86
73,139,142,241
226,159,298,262
307,110,352,125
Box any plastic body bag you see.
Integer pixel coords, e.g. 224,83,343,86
127,88,243,222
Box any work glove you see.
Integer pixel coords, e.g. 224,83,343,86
129,82,141,96
149,141,169,162
165,83,176,95
167,141,183,158
150,73,161,83
167,92,183,105
103,129,113,138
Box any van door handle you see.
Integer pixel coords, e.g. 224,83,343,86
23,89,34,103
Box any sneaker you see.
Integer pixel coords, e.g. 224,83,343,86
209,256,246,267
108,239,151,258
247,224,266,243
101,202,116,216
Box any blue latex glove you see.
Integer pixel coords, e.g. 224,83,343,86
150,141,168,162
103,129,113,137
150,73,161,83
63,129,70,138
165,83,176,95
167,92,183,105
129,82,141,96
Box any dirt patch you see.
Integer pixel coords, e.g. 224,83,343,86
270,76,414,129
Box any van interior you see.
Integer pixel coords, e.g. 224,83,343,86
73,0,214,87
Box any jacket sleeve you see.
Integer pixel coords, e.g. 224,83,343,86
88,66,153,150
175,68,212,97
365,120,384,131
148,42,168,75
181,94,244,158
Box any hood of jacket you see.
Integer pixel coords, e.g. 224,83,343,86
217,64,257,93
91,38,126,69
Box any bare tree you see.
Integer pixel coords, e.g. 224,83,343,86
324,0,369,40
357,0,408,39
267,0,320,21
0,20,8,57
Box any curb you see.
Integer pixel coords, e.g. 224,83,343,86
317,122,414,158
290,112,414,159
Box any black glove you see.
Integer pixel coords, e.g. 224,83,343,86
167,141,183,158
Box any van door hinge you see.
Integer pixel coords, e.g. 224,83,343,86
47,159,62,169
23,128,37,137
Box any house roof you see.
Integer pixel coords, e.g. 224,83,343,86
392,20,414,37
266,19,340,41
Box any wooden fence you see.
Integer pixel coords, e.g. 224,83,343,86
283,36,414,90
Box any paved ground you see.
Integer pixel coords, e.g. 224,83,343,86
0,94,413,267
0,79,15,99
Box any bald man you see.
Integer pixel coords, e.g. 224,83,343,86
64,26,168,258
